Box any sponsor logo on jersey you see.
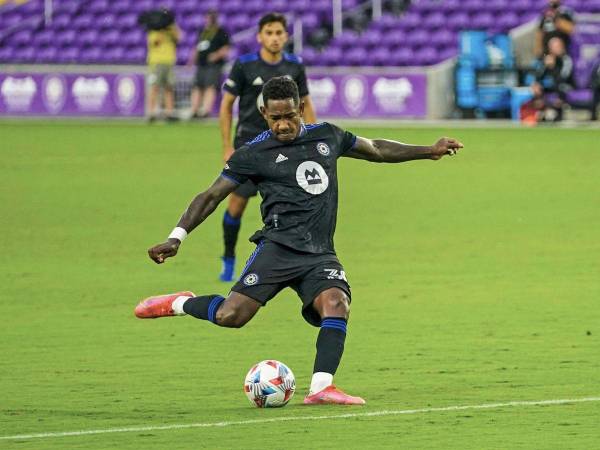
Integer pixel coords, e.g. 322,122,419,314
243,273,259,286
252,76,264,86
316,142,330,156
224,163,230,170
275,154,288,163
296,161,329,195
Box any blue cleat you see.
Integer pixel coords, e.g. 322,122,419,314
219,257,236,282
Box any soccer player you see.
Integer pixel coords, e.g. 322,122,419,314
218,12,317,281
135,77,463,405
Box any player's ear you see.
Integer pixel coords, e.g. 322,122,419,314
259,105,268,120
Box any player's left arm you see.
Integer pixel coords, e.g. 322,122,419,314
301,95,317,124
148,176,238,264
344,136,464,163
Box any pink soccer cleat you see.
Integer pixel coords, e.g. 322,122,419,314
134,291,195,319
303,385,366,405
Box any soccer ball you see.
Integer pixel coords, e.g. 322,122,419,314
244,360,296,408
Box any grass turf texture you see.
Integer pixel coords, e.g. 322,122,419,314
1,121,599,449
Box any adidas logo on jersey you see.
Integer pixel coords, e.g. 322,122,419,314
275,154,288,163
252,77,264,86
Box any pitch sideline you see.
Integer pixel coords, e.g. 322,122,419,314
2,396,599,441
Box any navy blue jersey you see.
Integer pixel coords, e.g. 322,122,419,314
221,122,356,254
222,52,309,142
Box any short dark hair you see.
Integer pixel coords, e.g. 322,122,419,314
258,12,287,32
262,76,299,107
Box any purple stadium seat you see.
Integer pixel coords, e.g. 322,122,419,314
385,29,407,46
301,47,319,65
447,12,470,30
56,29,77,46
0,47,15,62
345,47,367,65
36,29,57,46
37,46,58,63
424,12,445,28
14,46,36,62
406,29,429,46
362,29,382,48
372,47,392,66
100,29,121,46
12,29,33,45
52,13,71,29
470,12,494,29
321,46,343,66
390,47,415,66
55,47,80,63
413,47,439,65
498,12,520,30
73,14,94,29
430,30,455,48
89,0,109,14
80,30,99,46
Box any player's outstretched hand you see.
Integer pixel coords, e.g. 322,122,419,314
148,239,180,264
431,137,464,160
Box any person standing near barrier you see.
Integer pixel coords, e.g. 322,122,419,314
146,11,181,122
189,10,230,119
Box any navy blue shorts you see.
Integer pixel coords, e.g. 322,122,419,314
230,239,351,327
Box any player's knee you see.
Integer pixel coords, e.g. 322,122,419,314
319,292,350,319
215,305,249,328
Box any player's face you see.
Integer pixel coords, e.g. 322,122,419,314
257,22,288,55
261,98,304,142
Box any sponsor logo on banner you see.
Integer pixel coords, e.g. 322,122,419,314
114,75,139,113
372,77,413,113
307,77,336,112
42,75,67,113
341,76,367,116
72,76,109,111
1,76,37,110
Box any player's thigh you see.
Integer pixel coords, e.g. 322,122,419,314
216,291,261,326
230,240,302,308
294,256,352,327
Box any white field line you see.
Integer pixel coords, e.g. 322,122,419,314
1,396,599,441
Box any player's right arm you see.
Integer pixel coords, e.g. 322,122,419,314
148,176,238,264
219,91,237,162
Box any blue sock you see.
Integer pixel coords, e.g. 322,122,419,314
183,295,225,324
313,317,347,374
223,211,241,258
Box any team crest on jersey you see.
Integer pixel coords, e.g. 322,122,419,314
243,273,259,286
316,142,330,156
296,161,329,195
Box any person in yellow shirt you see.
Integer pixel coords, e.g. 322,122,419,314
147,22,181,122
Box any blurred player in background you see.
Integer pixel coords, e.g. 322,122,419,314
136,76,464,405
146,14,181,122
188,10,230,119
218,12,317,281
535,0,575,58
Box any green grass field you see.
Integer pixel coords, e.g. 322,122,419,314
1,120,599,449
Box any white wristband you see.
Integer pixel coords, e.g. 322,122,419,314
168,227,188,242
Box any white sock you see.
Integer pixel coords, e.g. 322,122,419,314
309,372,333,394
171,296,191,316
